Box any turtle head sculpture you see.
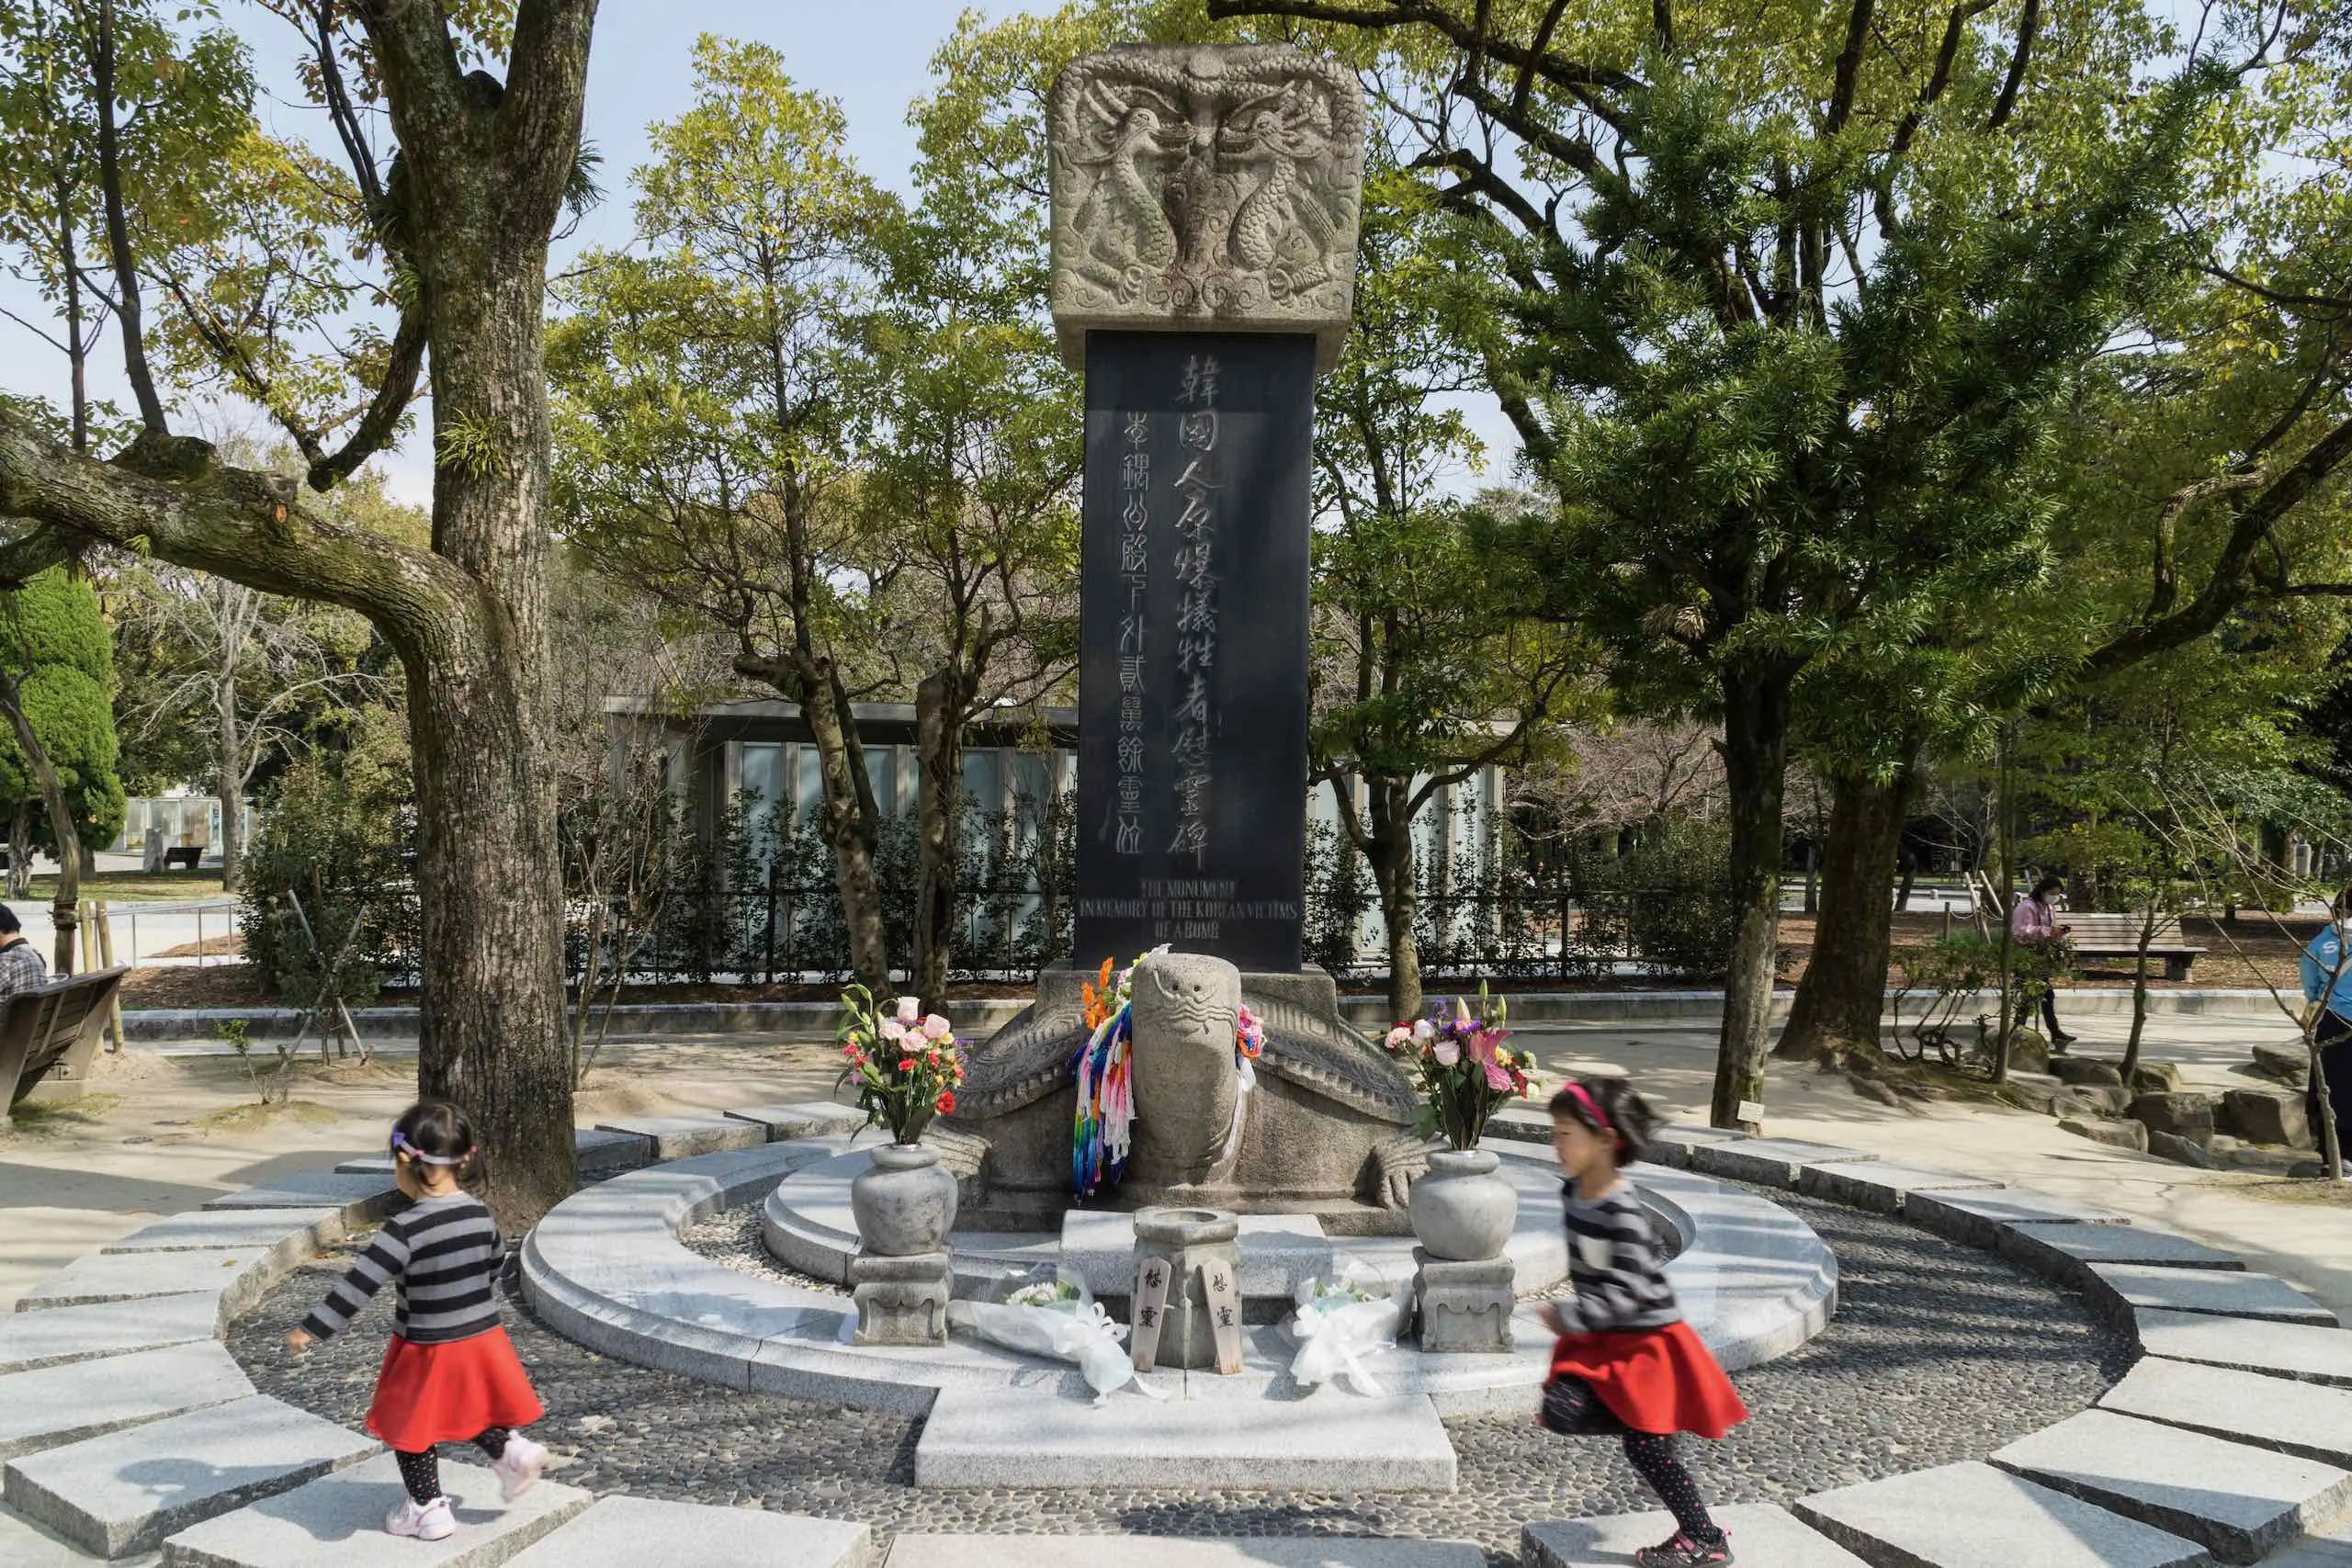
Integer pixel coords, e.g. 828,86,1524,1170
1126,951,1246,1190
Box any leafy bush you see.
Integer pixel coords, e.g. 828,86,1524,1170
238,715,415,1000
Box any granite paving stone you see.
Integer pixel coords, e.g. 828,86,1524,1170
15,1248,272,1315
593,1113,765,1160
722,1103,868,1142
201,1174,403,1225
881,1540,1487,1567
1792,1160,2001,1216
339,1129,652,1180
2101,1358,2352,1467
2085,1264,2339,1327
1523,1506,1869,1567
1643,1125,1747,1170
0,1342,254,1460
1901,1188,2134,1247
1997,1222,2248,1287
505,1495,874,1567
2,1394,377,1557
2131,1309,2352,1388
1991,1408,2352,1563
0,1292,220,1373
158,1453,590,1567
1794,1461,2212,1568
912,1385,1457,1491
1688,1138,1873,1188
98,1211,343,1258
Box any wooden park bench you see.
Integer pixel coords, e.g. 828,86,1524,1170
162,845,203,870
2063,912,2206,982
1,966,130,1127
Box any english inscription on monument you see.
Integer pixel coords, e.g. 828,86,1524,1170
1073,331,1314,972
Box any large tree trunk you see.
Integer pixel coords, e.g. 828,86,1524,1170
1710,664,1792,1131
1777,766,1913,1060
910,668,965,1009
795,660,890,994
402,237,575,1224
217,668,243,893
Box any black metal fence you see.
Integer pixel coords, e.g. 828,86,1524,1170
243,789,1743,991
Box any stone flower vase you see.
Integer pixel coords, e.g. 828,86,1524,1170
850,1142,958,1257
1409,1147,1516,1261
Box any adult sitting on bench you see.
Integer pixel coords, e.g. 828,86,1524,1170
0,905,46,999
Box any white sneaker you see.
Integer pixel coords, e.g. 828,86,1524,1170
491,1436,546,1501
385,1496,456,1540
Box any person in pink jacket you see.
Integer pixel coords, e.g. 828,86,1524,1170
2009,875,2076,1047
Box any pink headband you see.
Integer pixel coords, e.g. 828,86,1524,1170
391,1131,469,1167
1565,1082,1616,1139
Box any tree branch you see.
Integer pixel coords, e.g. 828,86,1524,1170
1988,0,2040,128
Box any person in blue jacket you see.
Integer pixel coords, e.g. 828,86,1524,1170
2299,889,2352,1159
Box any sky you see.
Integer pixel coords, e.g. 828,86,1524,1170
0,0,1063,505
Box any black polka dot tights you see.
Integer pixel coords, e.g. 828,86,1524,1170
393,1427,512,1505
1623,1429,1722,1543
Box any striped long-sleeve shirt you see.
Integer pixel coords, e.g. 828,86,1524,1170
1555,1182,1680,1335
301,1191,503,1345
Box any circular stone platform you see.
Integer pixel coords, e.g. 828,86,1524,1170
225,1172,2130,1563
516,1136,1838,1417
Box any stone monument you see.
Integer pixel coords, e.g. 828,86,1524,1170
944,44,1428,1232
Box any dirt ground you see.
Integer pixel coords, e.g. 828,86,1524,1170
0,1038,843,1308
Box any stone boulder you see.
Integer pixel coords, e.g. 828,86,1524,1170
2149,1130,2219,1168
2222,1088,2312,1150
2056,1084,2132,1118
2129,1061,2183,1094
2252,1043,2310,1086
2060,1116,2149,1152
2006,1031,2052,1075
2129,1091,2217,1148
2052,1058,2125,1088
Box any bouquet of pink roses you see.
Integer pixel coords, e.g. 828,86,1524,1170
1382,985,1537,1150
836,985,966,1145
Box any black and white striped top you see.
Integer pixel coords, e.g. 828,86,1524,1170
1555,1182,1680,1334
301,1191,503,1346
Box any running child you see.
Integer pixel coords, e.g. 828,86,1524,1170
1538,1078,1748,1567
287,1100,548,1541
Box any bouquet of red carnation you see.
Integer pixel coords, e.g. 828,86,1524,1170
836,985,967,1145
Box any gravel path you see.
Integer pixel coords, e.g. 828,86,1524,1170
227,1184,2129,1566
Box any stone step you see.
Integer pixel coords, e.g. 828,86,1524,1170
1901,1188,2135,1248
723,1103,868,1142
1687,1137,1873,1188
0,1342,254,1461
1645,1125,1749,1170
201,1174,403,1226
592,1113,764,1160
159,1453,591,1566
1524,1504,1868,1566
2086,1265,2340,1329
1792,1160,2002,1217
337,1128,654,1180
99,1210,344,1260
3,1394,376,1558
880,1539,1486,1567
2102,1358,2352,1468
15,1249,272,1315
504,1495,873,1566
2248,1512,2352,1566
1796,1461,2212,1568
2132,1309,2352,1389
1997,1222,2247,1287
1993,1408,2352,1563
910,1383,1458,1491
0,1292,220,1373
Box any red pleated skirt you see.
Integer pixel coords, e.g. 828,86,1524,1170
365,1327,544,1452
1549,1322,1749,1439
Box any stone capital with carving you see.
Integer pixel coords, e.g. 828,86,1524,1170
1049,44,1364,371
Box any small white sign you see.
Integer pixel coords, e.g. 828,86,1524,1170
1736,1100,1767,1124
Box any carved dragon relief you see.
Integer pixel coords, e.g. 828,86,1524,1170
1048,46,1364,365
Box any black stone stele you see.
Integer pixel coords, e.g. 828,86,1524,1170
1073,330,1315,973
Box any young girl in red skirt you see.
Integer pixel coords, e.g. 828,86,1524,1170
1538,1078,1748,1567
286,1100,547,1541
